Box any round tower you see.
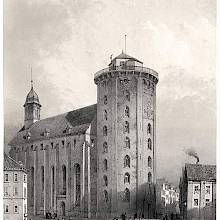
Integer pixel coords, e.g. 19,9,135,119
24,84,41,129
94,52,159,218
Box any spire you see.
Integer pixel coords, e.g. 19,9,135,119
124,34,127,54
31,67,33,89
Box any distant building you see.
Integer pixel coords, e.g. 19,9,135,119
179,163,216,220
8,52,159,219
156,178,179,218
4,153,28,220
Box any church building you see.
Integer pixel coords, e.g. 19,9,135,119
8,52,159,219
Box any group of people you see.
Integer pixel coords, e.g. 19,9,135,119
45,212,57,219
113,212,145,220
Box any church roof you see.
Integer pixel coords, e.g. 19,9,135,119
9,104,97,146
4,153,27,172
111,52,143,64
24,86,41,106
185,163,216,181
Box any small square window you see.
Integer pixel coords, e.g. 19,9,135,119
194,199,199,207
5,174,9,182
194,185,199,194
14,205,18,213
206,185,211,194
23,174,27,183
4,187,9,196
5,204,9,213
206,199,210,206
14,173,18,182
14,187,18,196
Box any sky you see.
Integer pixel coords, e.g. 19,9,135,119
4,0,216,185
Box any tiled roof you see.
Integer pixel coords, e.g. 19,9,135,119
4,153,27,172
185,163,216,181
9,104,97,146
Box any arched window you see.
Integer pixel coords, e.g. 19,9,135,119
124,121,129,133
31,167,34,206
124,188,130,202
124,172,130,184
104,190,108,202
103,142,108,153
75,163,81,206
103,175,108,186
103,159,108,171
51,166,55,207
124,155,130,168
103,126,107,136
147,123,152,135
104,95,107,105
125,90,130,101
125,137,130,148
148,138,152,150
104,110,107,120
148,156,152,168
41,166,44,206
125,106,129,117
62,165,66,195
148,172,152,183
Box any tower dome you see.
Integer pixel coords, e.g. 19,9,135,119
24,86,41,107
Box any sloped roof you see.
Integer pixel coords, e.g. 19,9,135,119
9,104,97,146
111,52,143,64
4,153,27,172
185,163,216,181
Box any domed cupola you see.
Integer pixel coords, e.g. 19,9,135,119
23,79,41,129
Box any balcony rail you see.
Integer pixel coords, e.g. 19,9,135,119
94,65,158,79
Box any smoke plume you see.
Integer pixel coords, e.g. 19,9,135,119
184,147,199,164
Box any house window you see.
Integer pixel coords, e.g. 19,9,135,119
5,204,9,213
62,165,67,195
74,139,76,148
103,159,108,171
125,90,130,101
103,142,108,153
104,110,107,120
14,187,18,196
104,190,108,202
24,204,27,213
103,175,108,186
4,174,9,182
124,121,129,133
14,205,18,213
125,106,129,117
24,187,27,198
124,172,130,184
206,185,211,194
205,199,210,206
124,155,130,168
14,173,18,182
4,187,8,196
148,172,152,183
104,95,108,105
148,138,152,150
148,156,152,168
62,140,65,146
194,185,199,194
147,123,152,135
125,137,130,148
75,163,81,206
124,188,130,202
24,174,27,183
194,199,199,207
103,126,107,136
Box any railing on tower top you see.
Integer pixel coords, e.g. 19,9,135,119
94,65,158,79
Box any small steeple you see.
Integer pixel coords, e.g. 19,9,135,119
23,68,41,129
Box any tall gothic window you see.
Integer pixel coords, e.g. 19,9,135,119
125,106,129,117
148,138,152,150
124,172,130,184
75,163,81,206
104,110,107,120
125,90,130,101
104,190,108,202
148,172,152,183
103,142,108,153
148,156,152,168
147,123,152,135
51,166,55,207
62,165,66,195
103,126,107,136
124,155,130,168
125,137,130,148
103,159,108,171
124,121,129,133
124,188,130,202
31,167,34,206
103,175,108,186
41,166,44,206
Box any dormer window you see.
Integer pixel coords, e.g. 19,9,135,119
42,128,50,137
23,131,31,140
63,125,72,134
